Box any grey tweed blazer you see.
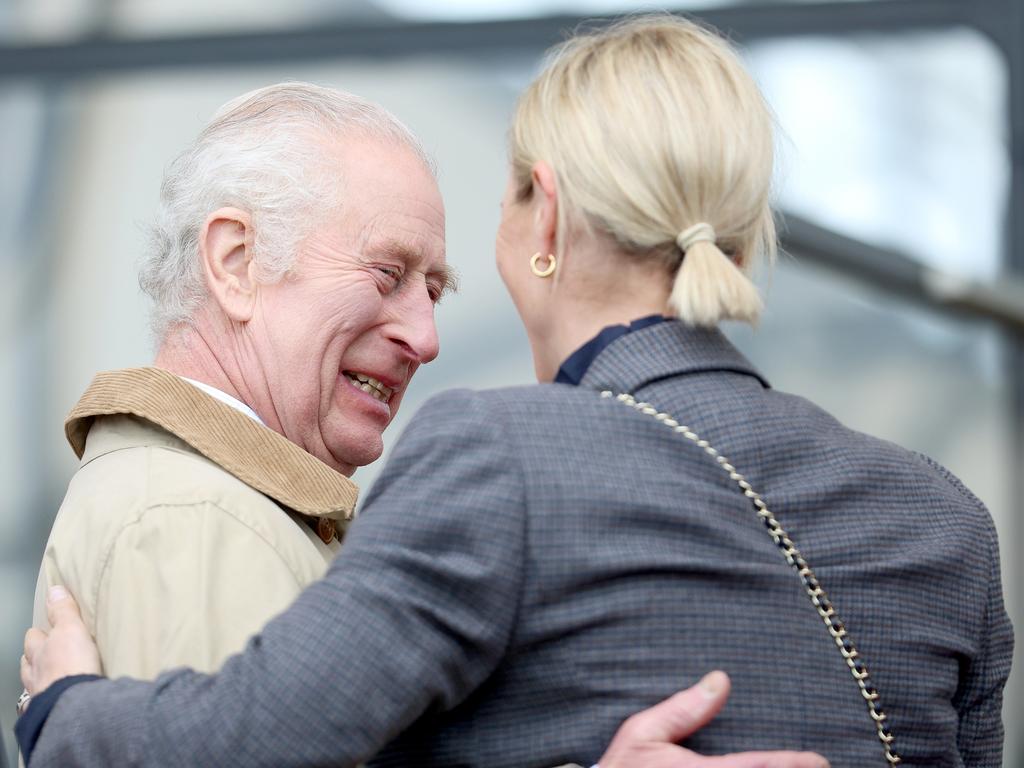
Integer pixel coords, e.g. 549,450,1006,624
31,323,1012,767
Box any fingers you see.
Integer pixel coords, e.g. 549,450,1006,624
24,627,47,662
20,653,30,690
697,751,830,768
757,753,829,768
46,585,83,628
597,671,830,768
617,671,731,745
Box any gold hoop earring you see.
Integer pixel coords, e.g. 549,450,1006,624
530,252,557,278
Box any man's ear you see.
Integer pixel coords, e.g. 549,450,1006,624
531,161,558,258
200,207,257,324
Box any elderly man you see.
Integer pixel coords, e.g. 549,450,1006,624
26,82,452,681
17,83,827,768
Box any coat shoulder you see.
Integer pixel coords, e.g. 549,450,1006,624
64,415,277,525
45,416,329,607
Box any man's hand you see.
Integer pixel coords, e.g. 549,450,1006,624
20,597,830,768
21,586,102,700
598,671,829,768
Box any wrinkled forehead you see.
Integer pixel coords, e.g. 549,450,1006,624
349,180,446,271
322,131,439,198
295,134,446,277
329,136,443,226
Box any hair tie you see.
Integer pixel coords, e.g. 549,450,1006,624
676,222,716,253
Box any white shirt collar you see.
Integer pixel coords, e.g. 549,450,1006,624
180,377,265,426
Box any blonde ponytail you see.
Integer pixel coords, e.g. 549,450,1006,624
669,239,763,326
509,15,776,328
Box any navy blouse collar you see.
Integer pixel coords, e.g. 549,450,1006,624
554,315,672,386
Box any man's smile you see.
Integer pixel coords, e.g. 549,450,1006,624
343,371,395,403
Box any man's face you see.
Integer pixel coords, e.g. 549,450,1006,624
249,137,449,475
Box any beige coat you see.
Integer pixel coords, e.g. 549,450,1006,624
32,367,359,679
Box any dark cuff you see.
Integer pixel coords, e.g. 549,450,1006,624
15,675,104,765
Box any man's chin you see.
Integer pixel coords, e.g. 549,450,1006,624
323,434,384,476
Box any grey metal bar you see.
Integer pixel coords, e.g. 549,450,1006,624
0,0,994,81
780,213,1024,336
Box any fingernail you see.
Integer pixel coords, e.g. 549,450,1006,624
48,585,69,602
698,670,726,698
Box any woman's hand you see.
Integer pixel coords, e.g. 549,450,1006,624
598,671,830,768
21,586,102,702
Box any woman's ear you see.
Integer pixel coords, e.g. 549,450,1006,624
200,207,257,324
531,161,558,257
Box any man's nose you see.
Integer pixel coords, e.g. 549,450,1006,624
389,289,440,365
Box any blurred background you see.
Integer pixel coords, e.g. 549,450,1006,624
0,0,1021,765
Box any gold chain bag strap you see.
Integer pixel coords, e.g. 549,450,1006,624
601,390,901,766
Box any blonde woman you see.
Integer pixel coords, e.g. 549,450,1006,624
20,15,1010,768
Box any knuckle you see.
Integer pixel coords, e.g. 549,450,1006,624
617,713,648,742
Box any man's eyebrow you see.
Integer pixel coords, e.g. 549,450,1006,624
431,264,460,298
376,240,459,298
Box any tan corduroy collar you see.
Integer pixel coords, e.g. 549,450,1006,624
65,367,359,527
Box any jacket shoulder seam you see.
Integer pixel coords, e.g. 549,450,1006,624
92,497,307,623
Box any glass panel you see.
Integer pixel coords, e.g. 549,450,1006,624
0,0,97,43
746,30,1008,279
0,81,62,766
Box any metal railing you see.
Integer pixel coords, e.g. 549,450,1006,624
782,213,1024,336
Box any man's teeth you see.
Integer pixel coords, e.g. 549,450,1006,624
344,373,393,402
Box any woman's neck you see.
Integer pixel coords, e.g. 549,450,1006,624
531,293,670,382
